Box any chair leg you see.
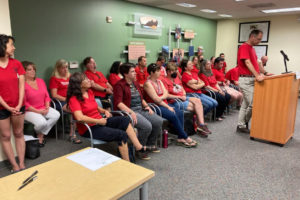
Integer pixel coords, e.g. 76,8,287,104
55,124,58,141
61,111,65,140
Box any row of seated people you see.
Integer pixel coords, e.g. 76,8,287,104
1,35,244,173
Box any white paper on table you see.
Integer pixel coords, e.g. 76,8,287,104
66,148,120,171
24,135,39,141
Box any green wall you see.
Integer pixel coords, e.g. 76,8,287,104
9,0,217,83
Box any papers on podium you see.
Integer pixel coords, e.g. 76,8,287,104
67,148,120,171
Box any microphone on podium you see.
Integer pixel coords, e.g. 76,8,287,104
280,50,291,74
280,50,289,61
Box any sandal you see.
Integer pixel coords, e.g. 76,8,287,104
176,140,192,148
69,135,82,144
186,138,198,147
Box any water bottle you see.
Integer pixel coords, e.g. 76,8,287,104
163,129,168,148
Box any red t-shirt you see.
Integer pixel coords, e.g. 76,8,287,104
191,65,199,76
49,76,69,98
135,66,149,87
0,58,25,109
161,77,184,97
212,68,225,84
181,72,202,94
237,43,259,75
225,67,239,83
68,90,102,135
199,73,218,90
108,73,121,87
85,70,108,98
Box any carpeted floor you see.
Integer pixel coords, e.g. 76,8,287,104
1,99,299,200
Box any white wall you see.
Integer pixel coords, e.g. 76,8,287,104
216,14,300,75
0,0,15,162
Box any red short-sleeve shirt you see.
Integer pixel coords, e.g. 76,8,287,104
237,43,259,75
225,67,239,83
0,58,25,109
199,73,218,90
85,70,108,98
181,72,202,94
108,73,121,87
212,68,225,83
161,77,184,97
49,76,69,98
68,90,102,135
135,66,149,86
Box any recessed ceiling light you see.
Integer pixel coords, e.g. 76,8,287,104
176,3,197,8
218,14,232,18
200,9,217,13
235,0,246,2
262,7,300,13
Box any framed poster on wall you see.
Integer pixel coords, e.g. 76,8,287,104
238,21,270,43
238,45,268,60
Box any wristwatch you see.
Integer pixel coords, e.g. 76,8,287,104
263,72,268,75
104,88,107,92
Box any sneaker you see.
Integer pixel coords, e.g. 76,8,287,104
150,146,160,153
137,152,151,160
198,125,211,134
196,128,208,138
236,126,250,134
202,125,212,134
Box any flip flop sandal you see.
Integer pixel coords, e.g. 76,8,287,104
187,140,197,147
176,141,192,148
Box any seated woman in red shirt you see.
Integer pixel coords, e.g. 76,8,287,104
199,59,231,120
0,34,26,173
144,63,197,148
108,61,123,87
162,63,211,137
180,59,218,116
67,72,150,161
50,59,81,144
213,57,243,107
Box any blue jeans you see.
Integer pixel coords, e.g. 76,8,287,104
152,106,188,139
187,93,218,115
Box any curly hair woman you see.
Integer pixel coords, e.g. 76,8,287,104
67,72,151,161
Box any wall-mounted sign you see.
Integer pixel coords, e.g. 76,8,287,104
128,41,146,63
184,30,195,39
134,13,162,36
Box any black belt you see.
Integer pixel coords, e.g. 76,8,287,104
239,74,255,77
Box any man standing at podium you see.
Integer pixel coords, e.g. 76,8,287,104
236,29,265,133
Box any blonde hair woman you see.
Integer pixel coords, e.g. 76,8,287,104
49,59,81,144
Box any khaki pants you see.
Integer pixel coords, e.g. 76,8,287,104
237,77,255,127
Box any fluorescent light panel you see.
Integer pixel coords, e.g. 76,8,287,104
218,14,232,17
235,0,246,2
262,7,300,13
176,3,197,8
200,9,217,13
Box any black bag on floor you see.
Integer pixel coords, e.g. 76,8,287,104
25,140,40,159
184,117,197,136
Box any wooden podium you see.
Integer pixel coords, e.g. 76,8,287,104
250,73,300,146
